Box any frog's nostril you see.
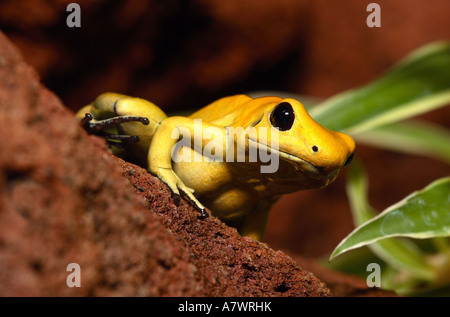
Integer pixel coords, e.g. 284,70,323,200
312,145,318,153
344,152,354,167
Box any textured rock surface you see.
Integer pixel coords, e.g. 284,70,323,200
1,0,448,260
0,30,203,296
3,1,445,296
118,158,331,297
0,30,334,297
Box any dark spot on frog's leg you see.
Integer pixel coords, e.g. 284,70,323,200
137,117,150,125
80,113,94,130
172,192,181,206
199,208,209,219
171,191,208,218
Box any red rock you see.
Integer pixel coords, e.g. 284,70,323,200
0,30,331,296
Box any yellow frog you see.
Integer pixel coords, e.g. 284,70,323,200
77,93,355,240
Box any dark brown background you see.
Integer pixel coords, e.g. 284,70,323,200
1,0,449,258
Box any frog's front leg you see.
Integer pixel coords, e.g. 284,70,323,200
149,116,227,218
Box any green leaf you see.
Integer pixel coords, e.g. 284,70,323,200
369,239,435,281
344,161,377,226
330,176,450,263
309,42,450,134
354,120,450,164
341,162,435,280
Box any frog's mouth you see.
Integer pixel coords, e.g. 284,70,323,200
247,138,320,174
246,137,341,188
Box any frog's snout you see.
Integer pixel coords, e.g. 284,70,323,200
334,133,355,171
308,130,355,176
338,131,356,168
343,151,354,167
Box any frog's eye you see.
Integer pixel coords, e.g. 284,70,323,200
270,102,295,131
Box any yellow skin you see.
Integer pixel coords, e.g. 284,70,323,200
77,93,355,240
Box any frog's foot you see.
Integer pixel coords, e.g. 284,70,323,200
81,113,150,134
154,167,208,219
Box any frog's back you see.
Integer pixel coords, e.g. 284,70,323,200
189,95,281,127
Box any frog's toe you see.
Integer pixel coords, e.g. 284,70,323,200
171,192,181,206
151,167,207,218
199,208,209,219
184,185,195,193
81,113,149,134
178,183,206,212
175,185,208,218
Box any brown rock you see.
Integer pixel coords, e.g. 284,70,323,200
1,1,445,296
0,30,202,297
118,158,331,296
0,30,332,297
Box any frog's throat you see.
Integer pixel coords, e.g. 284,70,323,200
247,137,319,174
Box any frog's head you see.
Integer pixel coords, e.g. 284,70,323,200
248,97,355,188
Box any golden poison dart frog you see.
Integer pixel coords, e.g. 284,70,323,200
77,93,355,240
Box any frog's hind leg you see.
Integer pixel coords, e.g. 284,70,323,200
77,93,168,160
226,198,275,241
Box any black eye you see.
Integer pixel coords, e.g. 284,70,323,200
270,102,295,131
